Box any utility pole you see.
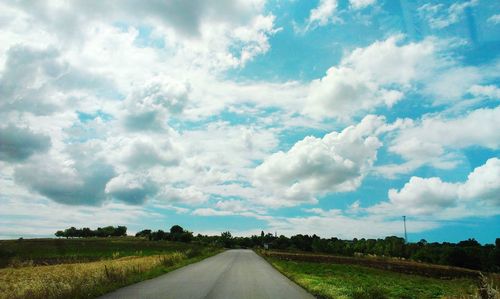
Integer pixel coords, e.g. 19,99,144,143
403,216,407,243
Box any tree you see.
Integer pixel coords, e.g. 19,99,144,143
114,226,127,236
136,229,152,239
170,225,184,234
221,231,233,248
55,230,65,238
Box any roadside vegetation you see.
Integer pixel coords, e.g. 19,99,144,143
0,248,220,299
194,231,499,272
261,254,497,299
1,225,498,298
0,225,222,299
233,233,499,273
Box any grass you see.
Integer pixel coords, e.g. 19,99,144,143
0,237,203,267
263,256,480,299
0,238,222,299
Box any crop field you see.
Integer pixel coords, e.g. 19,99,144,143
259,251,500,299
261,250,482,279
264,256,481,298
0,237,204,267
0,238,221,299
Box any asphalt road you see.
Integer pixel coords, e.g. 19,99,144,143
98,249,315,299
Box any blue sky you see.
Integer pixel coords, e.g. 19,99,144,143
0,0,499,243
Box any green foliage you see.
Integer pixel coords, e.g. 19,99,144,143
147,226,193,242
194,231,499,272
0,237,207,267
266,257,478,299
54,226,127,238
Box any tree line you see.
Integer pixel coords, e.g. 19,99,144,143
55,226,127,238
55,225,499,272
193,231,499,272
135,225,193,242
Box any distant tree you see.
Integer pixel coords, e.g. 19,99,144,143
64,227,77,238
170,225,184,234
136,229,152,239
221,231,233,248
114,226,127,236
55,230,65,238
458,238,480,247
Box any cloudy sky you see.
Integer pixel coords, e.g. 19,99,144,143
0,0,499,242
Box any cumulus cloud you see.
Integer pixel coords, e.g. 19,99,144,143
305,34,497,119
122,77,191,132
0,45,113,116
370,158,500,218
0,125,51,162
305,35,437,119
6,0,266,38
387,177,458,214
158,186,208,205
110,135,181,171
105,173,157,205
458,158,500,205
254,115,384,206
14,156,115,206
380,107,500,176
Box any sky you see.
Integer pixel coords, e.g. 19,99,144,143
0,0,499,243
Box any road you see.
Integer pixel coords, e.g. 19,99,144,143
98,249,315,299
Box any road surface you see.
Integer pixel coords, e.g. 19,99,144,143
98,249,315,299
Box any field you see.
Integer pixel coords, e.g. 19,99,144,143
259,251,500,299
0,237,203,267
261,251,482,279
0,238,221,299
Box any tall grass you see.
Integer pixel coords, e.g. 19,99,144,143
0,252,189,299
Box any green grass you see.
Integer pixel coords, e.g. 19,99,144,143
0,237,205,267
264,257,478,299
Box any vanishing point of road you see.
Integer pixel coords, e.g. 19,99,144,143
99,249,315,299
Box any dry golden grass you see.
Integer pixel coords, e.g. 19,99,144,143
0,252,186,299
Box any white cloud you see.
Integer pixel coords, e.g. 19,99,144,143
388,177,459,214
349,0,376,10
254,115,384,206
469,84,500,99
158,186,208,206
308,0,339,27
105,173,157,205
370,158,500,218
122,76,191,132
381,107,500,176
265,213,437,239
305,35,438,119
192,208,234,217
418,0,478,29
488,14,500,25
458,158,500,205
14,154,115,206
